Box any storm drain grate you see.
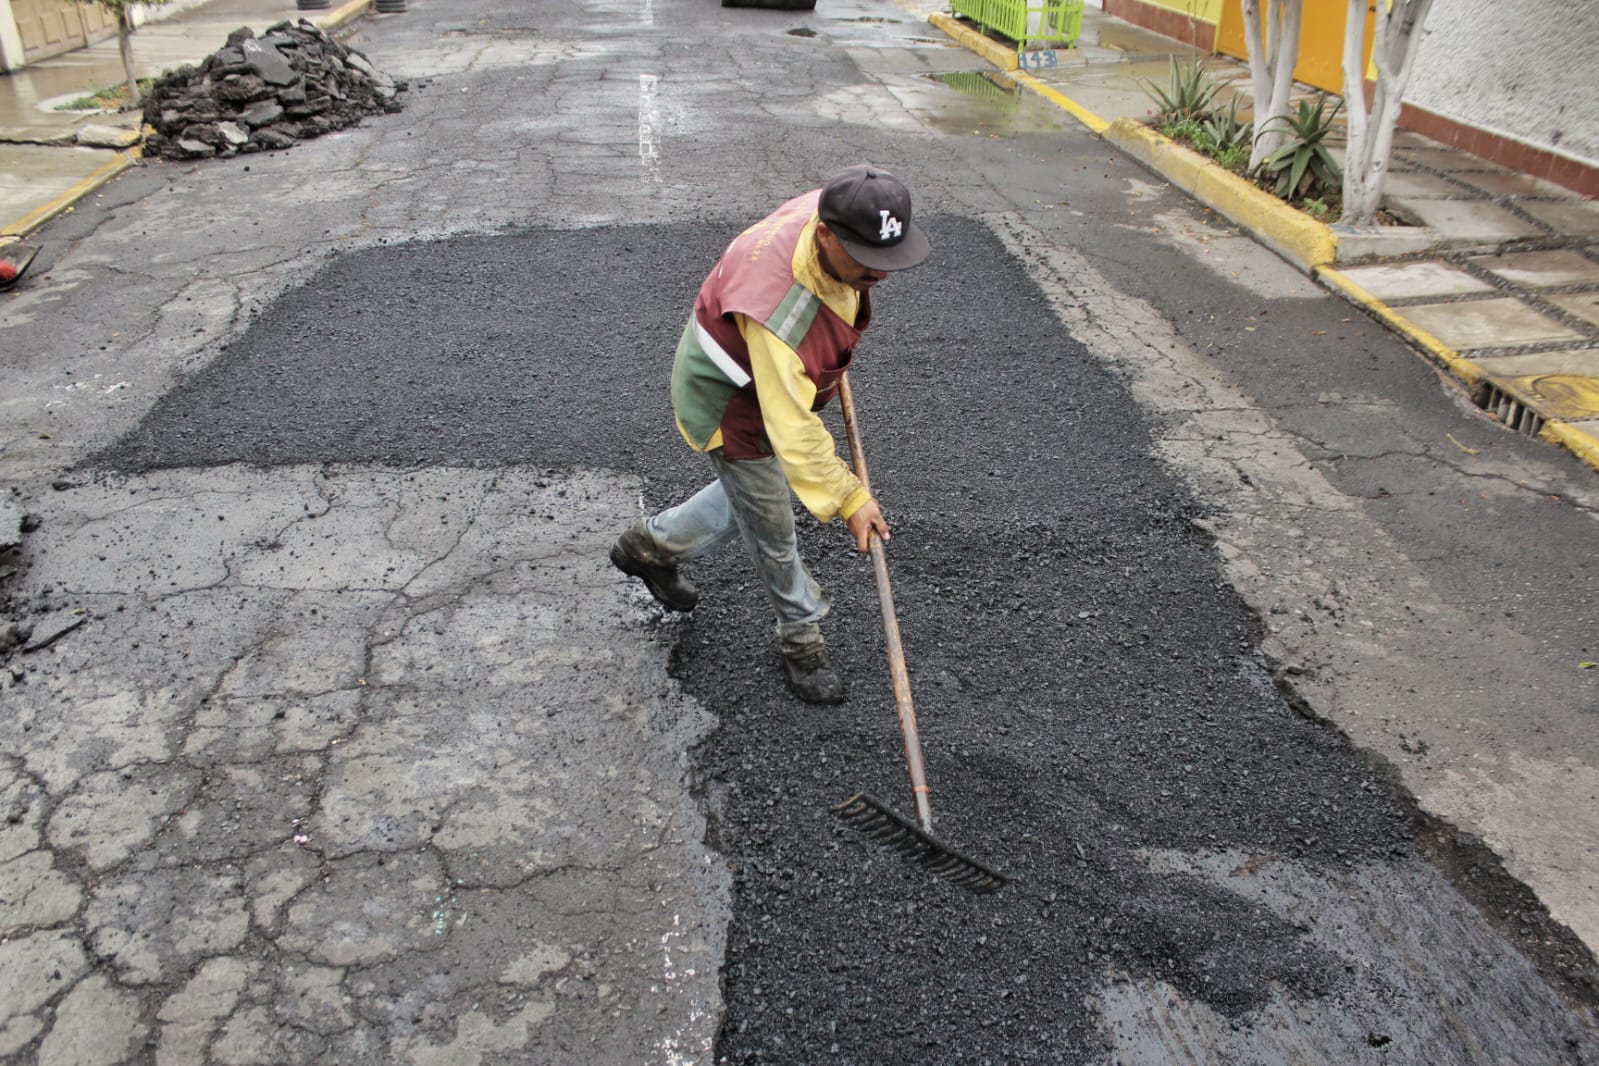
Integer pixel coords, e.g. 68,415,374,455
1480,382,1547,437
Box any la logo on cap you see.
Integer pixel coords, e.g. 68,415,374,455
818,164,932,271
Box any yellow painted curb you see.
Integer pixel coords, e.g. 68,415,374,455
1539,421,1599,474
928,12,1017,72
1104,117,1336,272
318,0,373,33
1317,266,1484,388
927,11,1109,132
1315,269,1599,472
4,149,140,239
1012,69,1109,135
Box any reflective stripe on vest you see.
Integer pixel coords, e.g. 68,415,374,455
692,316,752,388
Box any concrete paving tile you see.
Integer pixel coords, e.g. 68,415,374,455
1391,129,1445,150
0,128,79,146
1382,170,1475,199
1393,146,1514,174
75,124,140,148
1053,58,1180,119
1516,197,1599,237
1337,260,1495,301
1471,348,1599,377
1469,248,1599,288
1451,170,1572,200
1388,198,1547,242
1402,297,1586,349
1544,291,1599,329
0,144,123,227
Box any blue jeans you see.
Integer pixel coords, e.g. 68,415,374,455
644,449,828,653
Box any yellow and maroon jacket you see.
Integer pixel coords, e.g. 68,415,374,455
670,190,873,460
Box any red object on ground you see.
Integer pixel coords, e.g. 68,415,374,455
0,261,17,283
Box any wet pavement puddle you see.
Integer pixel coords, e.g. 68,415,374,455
932,69,1022,101
883,68,1070,138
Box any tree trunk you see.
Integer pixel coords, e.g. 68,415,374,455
118,8,140,110
1265,0,1303,163
1339,0,1371,221
1338,0,1435,227
1244,0,1305,171
1241,0,1273,165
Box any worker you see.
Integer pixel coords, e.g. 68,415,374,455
610,164,931,703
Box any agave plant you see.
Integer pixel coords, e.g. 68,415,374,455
1201,98,1253,154
1143,57,1227,125
1254,95,1343,202
1197,97,1254,171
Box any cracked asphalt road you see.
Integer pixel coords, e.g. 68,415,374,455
2,0,1596,1062
4,465,725,1063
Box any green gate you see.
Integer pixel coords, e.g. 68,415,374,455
948,0,1084,49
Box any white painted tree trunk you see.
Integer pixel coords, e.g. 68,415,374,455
118,8,140,109
1242,0,1304,170
98,0,172,110
1339,0,1435,226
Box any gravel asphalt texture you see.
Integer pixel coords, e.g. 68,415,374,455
90,218,1595,1063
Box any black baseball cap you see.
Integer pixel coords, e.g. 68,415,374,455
817,164,931,272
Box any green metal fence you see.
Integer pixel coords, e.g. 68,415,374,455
949,0,1084,49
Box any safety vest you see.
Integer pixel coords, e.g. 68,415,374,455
671,190,873,460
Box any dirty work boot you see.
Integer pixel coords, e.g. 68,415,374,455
610,522,698,612
781,644,846,704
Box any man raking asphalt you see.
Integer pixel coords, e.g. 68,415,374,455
610,164,929,704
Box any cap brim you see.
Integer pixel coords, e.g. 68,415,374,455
835,221,931,272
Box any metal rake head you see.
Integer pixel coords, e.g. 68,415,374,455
836,792,1008,893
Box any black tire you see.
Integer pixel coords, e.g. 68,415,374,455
722,0,816,8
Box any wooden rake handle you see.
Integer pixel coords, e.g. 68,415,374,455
837,372,936,834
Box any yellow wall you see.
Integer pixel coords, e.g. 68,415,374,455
1216,0,1375,95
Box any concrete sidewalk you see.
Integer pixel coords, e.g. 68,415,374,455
1,0,1596,471
930,7,1599,472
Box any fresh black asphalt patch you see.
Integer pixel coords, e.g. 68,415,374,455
91,219,1599,1063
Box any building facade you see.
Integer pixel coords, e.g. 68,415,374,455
1103,0,1599,197
0,0,211,73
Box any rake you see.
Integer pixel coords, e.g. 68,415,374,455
833,372,1008,894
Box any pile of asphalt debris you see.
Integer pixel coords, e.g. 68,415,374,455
0,492,31,658
1,491,96,666
141,19,405,161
